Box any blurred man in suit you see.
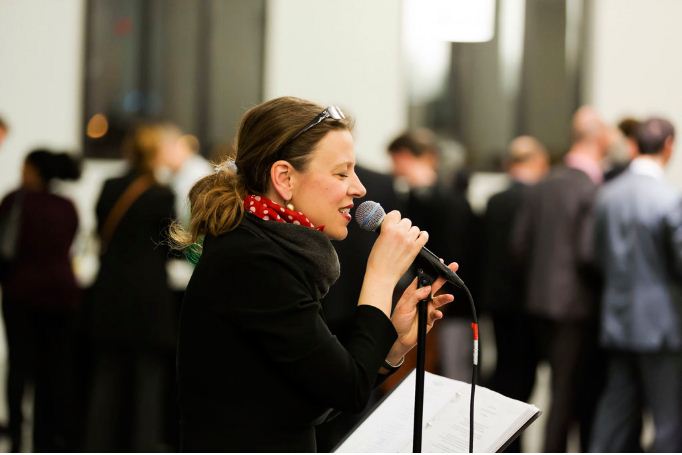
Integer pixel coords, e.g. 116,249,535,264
482,136,549,452
387,129,475,382
590,117,682,452
512,106,611,451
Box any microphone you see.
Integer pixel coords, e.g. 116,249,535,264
355,200,465,288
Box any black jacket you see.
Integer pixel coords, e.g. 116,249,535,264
397,184,476,317
512,166,600,320
177,217,398,452
87,172,176,348
0,189,79,310
481,181,528,314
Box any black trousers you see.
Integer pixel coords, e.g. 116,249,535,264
533,317,606,452
590,350,682,452
489,312,539,452
1,301,78,452
84,345,167,452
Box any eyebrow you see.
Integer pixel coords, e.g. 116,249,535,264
333,160,355,168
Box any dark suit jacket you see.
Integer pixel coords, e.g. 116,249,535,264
481,181,528,314
177,216,398,452
0,189,79,310
512,166,600,321
594,165,682,351
397,184,476,317
87,172,176,349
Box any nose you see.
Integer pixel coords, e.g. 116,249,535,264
350,171,367,198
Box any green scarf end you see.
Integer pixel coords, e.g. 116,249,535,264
184,240,203,265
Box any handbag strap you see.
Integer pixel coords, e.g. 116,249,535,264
99,175,154,254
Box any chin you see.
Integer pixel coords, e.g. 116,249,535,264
325,226,348,241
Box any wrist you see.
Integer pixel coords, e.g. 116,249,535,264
363,266,399,290
386,343,409,366
382,355,405,372
392,334,414,355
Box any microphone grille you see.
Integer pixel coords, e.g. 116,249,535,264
355,201,385,232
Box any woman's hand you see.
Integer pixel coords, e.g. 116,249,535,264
384,262,459,365
358,211,430,318
364,210,429,286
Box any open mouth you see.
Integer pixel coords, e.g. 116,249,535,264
339,205,353,220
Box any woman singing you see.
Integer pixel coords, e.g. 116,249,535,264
173,97,458,451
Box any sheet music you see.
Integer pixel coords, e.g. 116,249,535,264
335,370,540,453
420,384,538,452
335,371,464,452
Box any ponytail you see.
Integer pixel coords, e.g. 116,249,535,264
25,149,82,183
169,165,245,260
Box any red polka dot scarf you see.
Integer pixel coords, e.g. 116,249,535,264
243,194,325,232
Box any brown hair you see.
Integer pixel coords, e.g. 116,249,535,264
122,121,180,176
387,129,439,157
636,117,675,155
617,117,640,139
170,96,353,251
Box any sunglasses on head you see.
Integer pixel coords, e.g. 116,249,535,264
290,105,345,142
275,106,346,159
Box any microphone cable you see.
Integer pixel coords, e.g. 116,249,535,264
461,283,479,453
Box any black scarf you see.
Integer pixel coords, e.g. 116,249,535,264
241,214,340,300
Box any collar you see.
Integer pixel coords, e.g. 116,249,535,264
629,156,665,180
564,151,603,184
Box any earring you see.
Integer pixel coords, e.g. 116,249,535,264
286,201,295,211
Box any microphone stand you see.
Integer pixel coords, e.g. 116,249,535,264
411,269,479,454
413,269,433,453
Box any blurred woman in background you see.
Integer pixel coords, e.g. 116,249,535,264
0,149,81,452
84,122,176,451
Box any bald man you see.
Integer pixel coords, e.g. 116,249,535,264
512,106,611,452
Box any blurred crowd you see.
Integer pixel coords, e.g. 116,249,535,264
320,107,682,453
0,106,680,452
0,119,212,451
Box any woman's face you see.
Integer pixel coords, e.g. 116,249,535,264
157,132,188,172
290,129,366,240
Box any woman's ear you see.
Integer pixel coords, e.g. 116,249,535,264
269,160,295,202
